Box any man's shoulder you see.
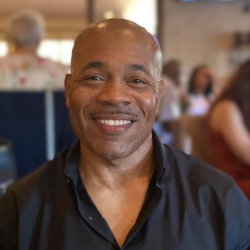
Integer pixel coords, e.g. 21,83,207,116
8,149,69,198
164,145,250,250
164,145,236,192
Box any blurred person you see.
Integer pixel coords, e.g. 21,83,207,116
186,65,214,116
154,60,182,144
0,10,67,90
209,60,250,199
162,60,182,88
0,19,249,250
157,60,183,121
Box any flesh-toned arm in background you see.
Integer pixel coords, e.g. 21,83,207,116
210,100,250,165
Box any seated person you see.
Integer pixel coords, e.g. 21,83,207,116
154,60,182,144
209,60,250,199
0,10,67,91
186,65,214,116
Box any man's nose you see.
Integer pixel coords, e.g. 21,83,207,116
97,79,132,106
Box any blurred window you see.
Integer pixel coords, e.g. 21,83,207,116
96,0,157,35
37,39,74,65
0,39,73,66
0,41,8,57
123,0,157,35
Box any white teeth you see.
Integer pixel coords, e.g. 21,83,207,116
97,119,132,126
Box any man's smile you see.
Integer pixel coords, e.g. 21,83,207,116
96,119,132,126
91,115,136,134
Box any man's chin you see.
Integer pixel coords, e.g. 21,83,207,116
95,145,133,162
79,126,153,162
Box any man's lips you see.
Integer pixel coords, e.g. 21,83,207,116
90,114,136,133
90,114,137,122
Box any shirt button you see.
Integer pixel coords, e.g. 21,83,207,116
88,216,93,220
66,178,71,183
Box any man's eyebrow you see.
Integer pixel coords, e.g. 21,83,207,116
127,64,151,76
80,61,106,72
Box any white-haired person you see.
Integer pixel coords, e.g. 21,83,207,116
0,10,67,90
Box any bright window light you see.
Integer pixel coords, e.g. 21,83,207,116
59,40,74,65
123,0,157,35
37,40,60,62
104,11,115,19
0,39,73,65
0,41,8,57
37,39,74,65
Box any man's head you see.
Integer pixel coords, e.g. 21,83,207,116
65,19,163,161
8,10,45,50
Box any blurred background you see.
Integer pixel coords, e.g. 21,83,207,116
0,0,250,76
0,0,250,198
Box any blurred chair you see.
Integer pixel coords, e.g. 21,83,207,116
171,115,214,166
0,91,76,179
0,138,16,196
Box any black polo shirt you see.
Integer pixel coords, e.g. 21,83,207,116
1,132,250,250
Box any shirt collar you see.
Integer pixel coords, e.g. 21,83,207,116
147,130,166,187
64,130,169,187
64,140,80,185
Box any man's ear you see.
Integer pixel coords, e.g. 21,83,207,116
158,79,164,97
64,74,71,108
156,79,164,113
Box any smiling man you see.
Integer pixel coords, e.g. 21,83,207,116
0,19,250,250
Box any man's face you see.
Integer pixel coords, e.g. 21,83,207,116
66,27,162,160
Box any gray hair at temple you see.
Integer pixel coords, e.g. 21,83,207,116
7,10,45,48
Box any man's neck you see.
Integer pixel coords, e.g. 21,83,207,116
78,135,155,247
78,135,154,191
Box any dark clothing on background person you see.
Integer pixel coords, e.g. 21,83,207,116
210,128,250,199
0,132,249,250
0,139,16,196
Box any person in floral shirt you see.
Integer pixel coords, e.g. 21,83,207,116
0,10,68,91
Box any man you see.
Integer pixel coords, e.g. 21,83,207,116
0,19,249,250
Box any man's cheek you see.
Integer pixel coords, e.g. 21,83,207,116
69,99,84,125
143,95,157,109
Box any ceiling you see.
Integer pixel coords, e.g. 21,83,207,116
0,0,157,36
0,0,131,18
0,0,156,20
0,0,88,17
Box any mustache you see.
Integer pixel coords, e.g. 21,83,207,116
90,110,139,118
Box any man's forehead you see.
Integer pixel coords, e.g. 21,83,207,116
72,43,155,66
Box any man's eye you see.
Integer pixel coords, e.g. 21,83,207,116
132,79,144,84
88,76,101,81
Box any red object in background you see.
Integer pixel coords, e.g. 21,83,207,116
20,77,27,86
210,128,250,199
